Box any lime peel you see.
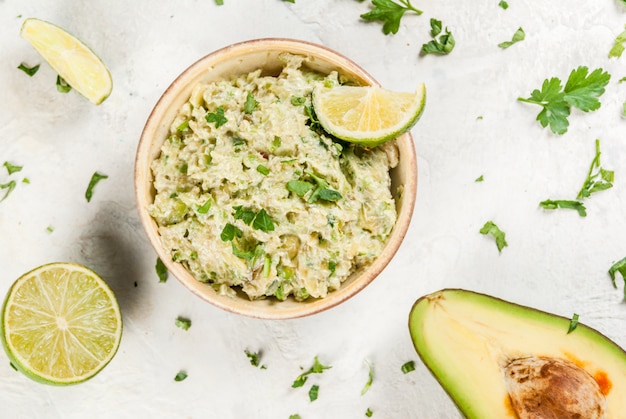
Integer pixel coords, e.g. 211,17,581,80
19,18,113,105
1,262,122,385
312,83,426,147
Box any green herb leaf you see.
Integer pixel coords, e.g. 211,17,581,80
156,257,168,283
17,63,40,76
0,181,17,202
56,75,72,93
318,188,342,202
479,221,508,252
215,0,224,4
244,92,259,114
567,313,579,334
220,223,243,242
85,171,108,202
292,356,331,388
289,415,301,419
366,408,374,417
421,18,455,55
475,175,484,182
174,371,188,381
360,0,423,35
498,27,525,49
3,162,23,175
197,199,212,214
287,180,314,197
539,199,587,217
577,139,613,199
498,0,509,9
245,349,266,368
608,256,626,300
253,208,275,232
176,120,189,131
175,316,191,331
233,206,256,225
401,360,416,374
205,106,228,128
361,361,374,395
309,384,320,402
610,25,626,58
518,67,610,134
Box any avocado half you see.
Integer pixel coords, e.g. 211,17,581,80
408,289,626,419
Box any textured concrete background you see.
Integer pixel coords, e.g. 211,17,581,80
1,1,626,418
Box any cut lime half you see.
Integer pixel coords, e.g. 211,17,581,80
312,83,426,147
1,262,122,385
20,18,113,105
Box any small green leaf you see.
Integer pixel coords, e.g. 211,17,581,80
244,92,258,114
253,208,275,232
479,221,508,252
3,162,22,175
176,120,190,131
498,27,525,49
498,0,509,9
292,356,331,388
233,206,256,225
422,18,455,55
608,256,626,301
85,171,108,202
360,0,423,35
366,407,374,417
175,316,191,331
56,75,72,93
361,361,374,395
156,257,168,283
244,349,266,368
567,313,579,334
17,63,40,76
401,360,416,374
309,384,320,402
610,25,626,58
220,223,243,242
196,199,212,214
205,106,228,128
174,371,188,381
539,199,587,217
256,165,270,176
475,175,484,182
287,180,314,197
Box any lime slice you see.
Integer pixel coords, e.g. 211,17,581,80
20,18,113,105
1,262,122,385
312,83,426,147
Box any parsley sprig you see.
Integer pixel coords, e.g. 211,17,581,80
360,0,422,35
577,139,614,199
518,66,610,134
292,356,331,388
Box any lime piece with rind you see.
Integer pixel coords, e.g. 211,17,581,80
312,83,426,147
20,18,113,105
1,262,122,385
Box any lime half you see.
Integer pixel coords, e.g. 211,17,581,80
312,83,426,147
1,262,122,385
20,18,113,105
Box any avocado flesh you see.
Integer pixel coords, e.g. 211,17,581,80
408,289,626,419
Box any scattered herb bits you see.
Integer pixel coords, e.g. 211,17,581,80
479,221,508,252
498,27,525,49
539,199,587,217
401,360,416,374
156,257,168,283
175,316,191,331
362,361,374,395
608,256,626,300
567,313,579,334
174,371,188,382
85,171,108,202
17,63,40,76
421,18,455,55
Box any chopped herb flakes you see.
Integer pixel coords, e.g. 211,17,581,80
292,356,331,388
174,371,188,381
610,25,626,58
244,92,259,114
422,18,455,55
366,408,374,417
175,316,191,331
475,175,484,182
56,75,72,93
539,199,587,217
498,0,508,9
577,139,613,200
401,360,416,374
0,181,16,202
3,162,22,175
17,63,40,76
205,106,228,128
609,256,626,300
244,349,266,369
567,313,579,334
156,257,168,283
85,171,108,202
498,27,525,49
479,221,508,252
361,361,374,395
308,384,320,401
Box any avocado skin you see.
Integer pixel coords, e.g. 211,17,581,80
408,289,626,419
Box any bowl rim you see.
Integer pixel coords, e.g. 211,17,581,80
134,38,418,319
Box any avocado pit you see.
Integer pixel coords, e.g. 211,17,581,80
504,356,606,419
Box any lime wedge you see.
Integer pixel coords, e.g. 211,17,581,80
20,18,113,105
1,262,122,385
312,83,426,147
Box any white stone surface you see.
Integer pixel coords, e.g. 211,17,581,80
1,0,626,418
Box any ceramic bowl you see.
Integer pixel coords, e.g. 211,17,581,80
135,38,417,319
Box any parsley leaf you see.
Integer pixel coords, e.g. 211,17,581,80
498,0,509,9
17,63,39,76
608,256,626,300
360,0,423,35
0,181,16,202
292,356,331,388
244,92,258,114
498,27,525,49
3,162,22,175
577,139,613,199
244,349,266,368
479,221,508,252
361,361,374,395
205,106,228,128
610,25,626,58
233,206,256,225
220,223,243,241
252,208,275,232
366,408,374,417
287,180,314,197
174,371,188,381
567,313,579,334
308,384,320,402
539,199,587,217
421,18,455,55
85,171,108,202
518,67,610,134
56,75,72,93
156,257,168,283
197,199,212,214
175,316,191,331
401,360,416,374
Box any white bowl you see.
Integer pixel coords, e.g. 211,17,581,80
134,38,417,319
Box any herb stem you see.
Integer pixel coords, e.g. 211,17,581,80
400,0,423,14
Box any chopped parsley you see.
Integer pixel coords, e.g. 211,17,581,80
175,316,191,331
567,313,579,334
253,208,275,232
220,223,243,241
56,75,72,93
421,18,455,55
292,356,331,388
401,360,416,374
46,225,54,233
176,120,190,131
308,384,320,401
197,199,212,214
244,92,259,114
610,25,626,58
205,106,228,128
85,171,108,202
577,139,613,199
215,0,224,4
498,27,525,49
289,415,301,419
244,349,267,369
608,256,626,300
360,0,422,35
518,66,610,135
479,221,508,252
17,63,40,76
174,371,188,381
3,162,22,175
475,175,484,182
0,181,17,202
361,361,374,395
287,171,342,204
498,0,509,9
156,257,168,283
539,199,587,217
